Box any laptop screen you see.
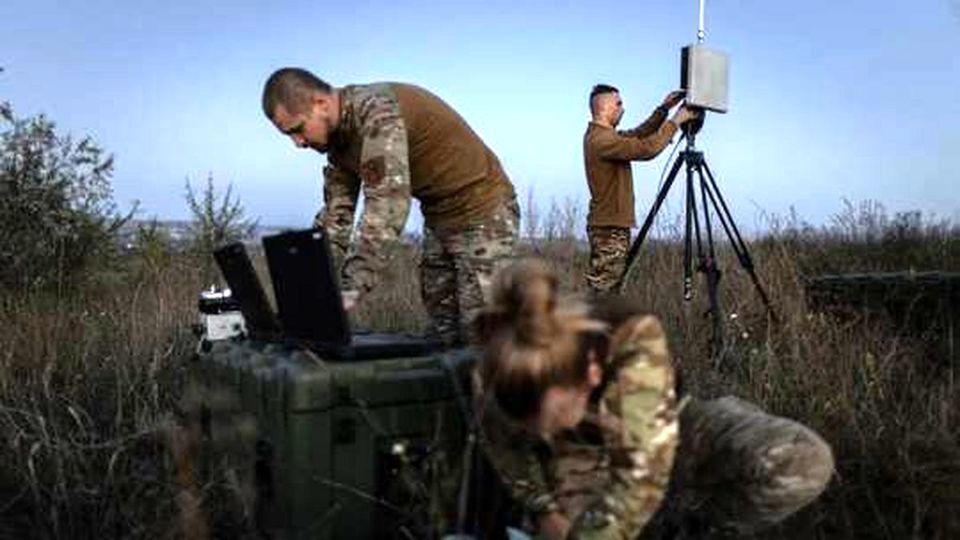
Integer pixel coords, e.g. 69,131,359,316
262,228,351,346
212,243,281,339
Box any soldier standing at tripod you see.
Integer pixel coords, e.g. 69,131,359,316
583,84,698,295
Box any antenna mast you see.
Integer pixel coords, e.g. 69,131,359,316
698,0,706,43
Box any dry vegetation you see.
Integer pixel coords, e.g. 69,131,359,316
0,200,958,539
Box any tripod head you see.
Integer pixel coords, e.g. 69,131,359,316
681,108,706,142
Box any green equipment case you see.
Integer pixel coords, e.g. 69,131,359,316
195,339,482,539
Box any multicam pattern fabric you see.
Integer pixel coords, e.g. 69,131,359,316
567,315,679,539
475,319,834,539
313,164,359,274
585,226,631,295
421,196,519,346
475,315,680,539
471,378,561,517
318,83,412,296
654,396,835,537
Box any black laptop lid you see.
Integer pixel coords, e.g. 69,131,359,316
212,243,281,339
262,228,351,346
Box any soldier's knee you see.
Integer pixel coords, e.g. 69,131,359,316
774,424,834,495
759,422,834,518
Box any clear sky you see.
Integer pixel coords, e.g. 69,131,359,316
2,0,959,232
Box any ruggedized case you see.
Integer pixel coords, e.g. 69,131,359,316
195,340,481,539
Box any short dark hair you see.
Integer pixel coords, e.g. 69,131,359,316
261,68,332,118
589,84,619,114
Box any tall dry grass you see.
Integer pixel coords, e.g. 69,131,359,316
0,254,255,538
0,199,957,538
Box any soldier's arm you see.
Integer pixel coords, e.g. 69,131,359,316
592,121,678,162
340,92,413,297
314,164,360,275
479,410,560,516
568,315,680,539
476,400,562,518
618,106,669,139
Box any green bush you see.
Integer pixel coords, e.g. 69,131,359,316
184,174,257,283
0,102,132,292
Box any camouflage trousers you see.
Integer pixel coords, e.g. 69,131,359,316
585,226,631,295
551,396,834,539
421,196,519,346
647,396,834,538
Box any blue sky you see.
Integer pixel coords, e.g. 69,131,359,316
2,0,958,232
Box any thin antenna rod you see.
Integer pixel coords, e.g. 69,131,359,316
698,0,706,43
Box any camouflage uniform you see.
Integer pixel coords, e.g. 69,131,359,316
585,226,631,295
315,83,517,345
314,84,413,296
421,197,519,346
475,315,681,539
476,319,834,539
650,396,835,538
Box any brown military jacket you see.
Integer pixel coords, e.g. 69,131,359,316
318,82,515,295
583,108,678,228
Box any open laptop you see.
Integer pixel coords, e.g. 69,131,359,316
258,228,443,360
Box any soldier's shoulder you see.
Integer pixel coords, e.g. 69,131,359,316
609,315,670,371
342,83,402,129
343,83,396,106
584,122,623,148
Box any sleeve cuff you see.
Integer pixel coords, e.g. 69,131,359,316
340,265,374,298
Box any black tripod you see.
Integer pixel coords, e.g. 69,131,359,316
614,130,776,358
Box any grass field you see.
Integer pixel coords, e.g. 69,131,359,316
0,201,958,539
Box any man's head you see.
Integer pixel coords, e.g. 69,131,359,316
262,68,340,153
589,84,624,127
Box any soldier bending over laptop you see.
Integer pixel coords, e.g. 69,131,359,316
262,68,519,346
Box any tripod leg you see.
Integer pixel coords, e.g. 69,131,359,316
616,153,685,293
683,159,698,301
700,161,750,267
700,159,778,322
695,163,725,363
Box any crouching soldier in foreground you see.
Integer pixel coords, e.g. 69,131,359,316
472,260,834,539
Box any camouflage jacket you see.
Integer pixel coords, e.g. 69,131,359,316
475,316,681,539
315,82,514,297
315,83,413,297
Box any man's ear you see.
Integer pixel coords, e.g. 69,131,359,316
317,92,339,121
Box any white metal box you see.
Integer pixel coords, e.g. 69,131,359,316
681,44,730,113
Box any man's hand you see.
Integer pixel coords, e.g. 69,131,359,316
538,511,571,540
671,105,701,127
341,290,360,312
661,90,686,110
